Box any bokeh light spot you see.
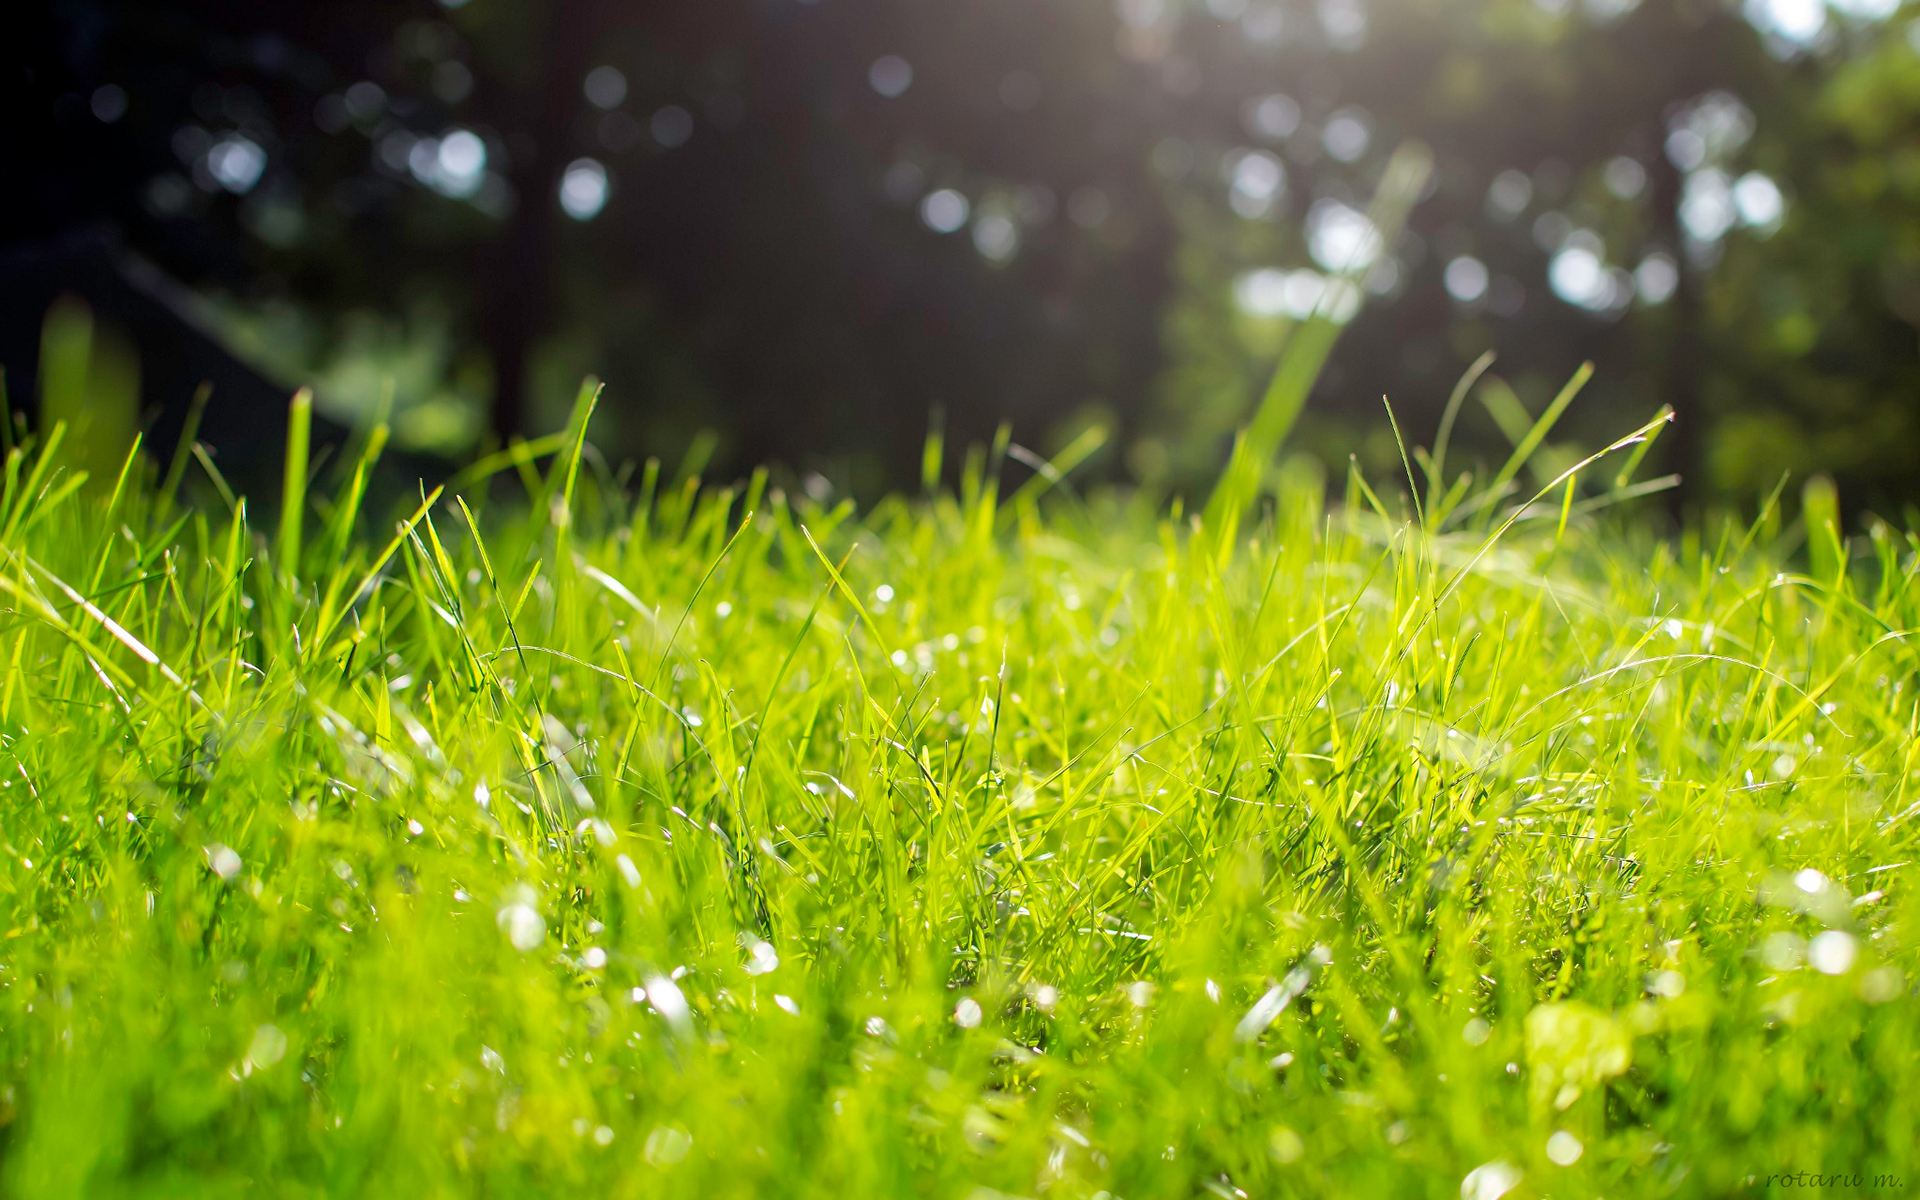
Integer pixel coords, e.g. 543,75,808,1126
921,188,970,233
972,212,1020,261
1487,169,1533,219
1603,155,1646,199
1549,240,1613,310
91,85,129,123
1444,256,1489,303
1306,200,1379,270
651,105,694,149
560,158,610,220
1681,169,1736,241
584,66,628,110
1733,171,1785,232
1322,108,1371,162
1228,150,1286,218
207,134,266,193
1745,0,1826,45
436,129,486,194
869,55,915,98
1247,93,1300,140
1635,253,1679,303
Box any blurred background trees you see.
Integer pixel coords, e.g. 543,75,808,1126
5,0,1917,509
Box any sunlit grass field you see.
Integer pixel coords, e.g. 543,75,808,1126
1,376,1916,1198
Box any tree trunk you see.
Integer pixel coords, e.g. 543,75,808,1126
481,4,599,441
1648,137,1704,517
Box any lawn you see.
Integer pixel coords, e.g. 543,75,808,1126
0,381,1914,1198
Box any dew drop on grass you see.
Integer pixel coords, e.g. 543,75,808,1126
616,853,642,888
582,947,608,969
954,997,983,1028
1546,1130,1583,1166
1761,932,1804,970
743,940,779,975
1461,1160,1522,1200
1648,970,1686,997
1462,1017,1492,1045
643,1124,692,1167
1269,1126,1305,1163
246,1024,288,1070
1859,967,1902,1003
205,843,242,881
645,975,692,1033
774,993,800,1015
1808,930,1857,975
497,901,546,952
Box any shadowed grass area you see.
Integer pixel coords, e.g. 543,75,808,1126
0,381,1916,1198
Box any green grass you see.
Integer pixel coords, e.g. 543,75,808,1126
1,382,1917,1199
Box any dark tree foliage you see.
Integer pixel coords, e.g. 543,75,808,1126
5,0,1917,509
